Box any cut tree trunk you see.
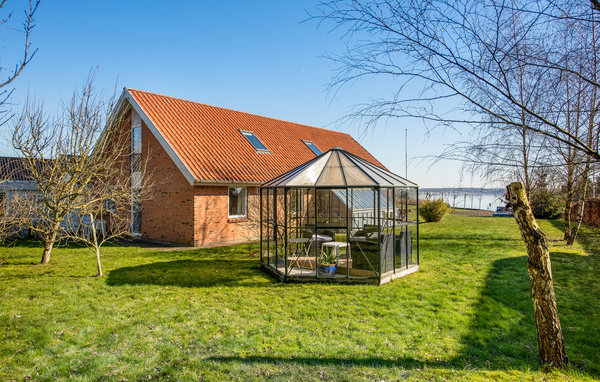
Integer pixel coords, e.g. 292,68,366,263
506,182,568,368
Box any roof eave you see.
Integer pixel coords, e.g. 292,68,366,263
193,180,263,186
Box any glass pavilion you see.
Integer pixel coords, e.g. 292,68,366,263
260,147,419,285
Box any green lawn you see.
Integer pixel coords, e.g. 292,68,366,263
0,214,598,381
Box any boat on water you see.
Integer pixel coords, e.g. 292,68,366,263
492,206,513,217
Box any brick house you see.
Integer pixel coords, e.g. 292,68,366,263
113,88,384,246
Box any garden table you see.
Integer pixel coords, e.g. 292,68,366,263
321,241,348,262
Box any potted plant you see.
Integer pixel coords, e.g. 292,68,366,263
317,250,338,276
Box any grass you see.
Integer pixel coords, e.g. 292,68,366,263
0,214,598,381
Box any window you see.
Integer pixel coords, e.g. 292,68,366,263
303,140,322,155
131,190,142,234
228,187,247,218
240,130,269,152
131,121,142,235
105,198,116,213
131,123,142,173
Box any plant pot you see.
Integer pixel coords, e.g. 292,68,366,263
318,265,337,276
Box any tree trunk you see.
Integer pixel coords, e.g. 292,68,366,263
94,245,102,277
90,214,102,277
40,229,58,264
506,182,568,368
562,184,574,241
566,199,585,245
563,202,572,240
41,239,53,264
40,222,62,264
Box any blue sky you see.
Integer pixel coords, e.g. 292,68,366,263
1,0,477,188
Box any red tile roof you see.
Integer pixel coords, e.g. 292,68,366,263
126,88,385,184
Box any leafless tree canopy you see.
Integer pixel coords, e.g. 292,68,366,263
0,0,40,125
313,0,600,161
10,73,153,268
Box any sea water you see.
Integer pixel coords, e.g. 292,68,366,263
420,188,506,211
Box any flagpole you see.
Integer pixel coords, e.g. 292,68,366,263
405,128,408,179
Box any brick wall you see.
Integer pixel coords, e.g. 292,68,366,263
104,107,262,247
140,119,260,246
141,121,196,245
570,198,600,227
193,186,259,246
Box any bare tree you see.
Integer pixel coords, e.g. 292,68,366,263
10,73,143,266
313,0,599,160
560,11,599,244
312,0,600,368
0,0,40,125
59,140,154,276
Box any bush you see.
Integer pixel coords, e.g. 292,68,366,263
529,189,563,220
419,198,450,222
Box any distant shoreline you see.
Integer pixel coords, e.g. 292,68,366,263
420,187,504,194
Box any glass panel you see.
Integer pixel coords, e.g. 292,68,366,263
338,153,375,186
303,140,322,155
287,154,330,187
132,125,141,154
131,190,142,234
380,188,394,274
241,131,269,151
348,187,379,279
275,191,286,274
315,152,345,186
131,153,141,173
261,189,271,266
407,187,418,265
105,198,116,213
267,189,275,269
228,187,246,217
394,187,418,270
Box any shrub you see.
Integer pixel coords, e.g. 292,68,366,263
419,198,450,222
529,189,563,220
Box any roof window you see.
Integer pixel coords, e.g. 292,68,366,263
303,140,322,155
240,130,269,152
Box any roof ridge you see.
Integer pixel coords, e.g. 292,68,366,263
126,88,346,135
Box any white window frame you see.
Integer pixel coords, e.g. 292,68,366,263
228,186,247,218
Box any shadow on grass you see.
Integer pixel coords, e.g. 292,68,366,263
458,250,599,376
106,259,273,288
179,252,596,376
548,219,600,257
103,235,598,376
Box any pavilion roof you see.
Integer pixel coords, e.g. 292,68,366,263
262,147,418,188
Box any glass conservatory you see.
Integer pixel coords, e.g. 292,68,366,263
260,147,419,285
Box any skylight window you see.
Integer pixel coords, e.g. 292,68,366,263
303,140,322,155
240,130,269,152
